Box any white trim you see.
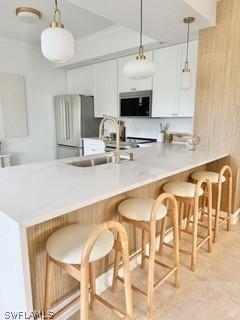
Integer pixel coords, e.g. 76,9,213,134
75,25,124,45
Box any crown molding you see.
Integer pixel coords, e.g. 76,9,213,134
75,25,125,45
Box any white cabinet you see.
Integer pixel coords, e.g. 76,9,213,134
152,45,180,117
94,60,118,118
67,65,94,96
152,41,198,118
118,52,153,93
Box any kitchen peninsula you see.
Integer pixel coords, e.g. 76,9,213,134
0,143,229,317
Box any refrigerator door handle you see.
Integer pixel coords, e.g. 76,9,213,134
65,100,71,140
60,100,67,140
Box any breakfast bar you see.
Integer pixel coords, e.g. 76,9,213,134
0,143,230,317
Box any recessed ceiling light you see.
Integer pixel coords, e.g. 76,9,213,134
16,7,41,24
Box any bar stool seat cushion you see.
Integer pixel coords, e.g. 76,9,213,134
46,224,114,265
118,198,167,222
163,182,204,198
191,171,226,184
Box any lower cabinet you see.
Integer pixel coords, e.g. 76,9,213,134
94,60,118,118
152,41,198,118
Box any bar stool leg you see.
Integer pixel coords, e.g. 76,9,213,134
112,234,121,292
80,264,90,320
173,208,180,288
89,263,96,310
147,222,156,320
207,184,213,253
112,215,123,292
158,216,167,255
44,255,54,313
185,203,193,232
141,230,147,269
179,202,184,239
191,200,198,272
214,182,222,243
227,177,233,231
227,172,232,231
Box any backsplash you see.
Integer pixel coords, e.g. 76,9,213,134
104,117,193,139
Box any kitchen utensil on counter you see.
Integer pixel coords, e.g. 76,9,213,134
165,133,173,143
187,133,200,151
158,122,170,143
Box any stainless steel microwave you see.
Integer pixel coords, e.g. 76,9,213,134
120,90,152,117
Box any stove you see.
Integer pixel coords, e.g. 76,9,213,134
105,137,157,151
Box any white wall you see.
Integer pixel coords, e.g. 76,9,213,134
0,38,66,165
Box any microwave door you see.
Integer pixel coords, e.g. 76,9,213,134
120,91,152,117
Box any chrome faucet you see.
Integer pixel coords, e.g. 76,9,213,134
99,116,121,163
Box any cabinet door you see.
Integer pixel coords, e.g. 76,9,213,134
177,41,198,117
152,45,181,117
134,51,153,91
94,60,118,117
105,60,118,117
118,52,153,93
94,63,106,117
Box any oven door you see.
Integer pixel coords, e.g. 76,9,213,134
120,90,152,117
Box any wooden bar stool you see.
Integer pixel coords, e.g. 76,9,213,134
112,194,180,320
44,221,133,320
191,165,233,242
160,179,212,272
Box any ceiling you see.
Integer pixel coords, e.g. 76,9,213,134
0,0,114,45
66,0,217,44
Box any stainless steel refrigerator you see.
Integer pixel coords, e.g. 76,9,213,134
54,95,101,159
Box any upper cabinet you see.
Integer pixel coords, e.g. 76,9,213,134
152,41,198,118
67,41,198,119
118,52,153,93
93,60,118,118
67,65,94,96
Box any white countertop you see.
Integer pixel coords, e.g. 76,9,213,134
0,143,229,227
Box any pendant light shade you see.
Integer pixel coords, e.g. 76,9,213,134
124,0,156,79
124,57,156,79
41,0,74,63
181,69,192,90
181,17,195,90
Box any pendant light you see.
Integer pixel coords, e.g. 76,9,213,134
124,0,156,79
181,17,195,90
41,0,74,63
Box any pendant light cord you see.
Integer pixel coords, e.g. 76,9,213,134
138,0,144,58
53,0,62,25
185,21,190,69
140,0,143,47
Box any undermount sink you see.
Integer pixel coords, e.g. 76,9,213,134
68,154,128,168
